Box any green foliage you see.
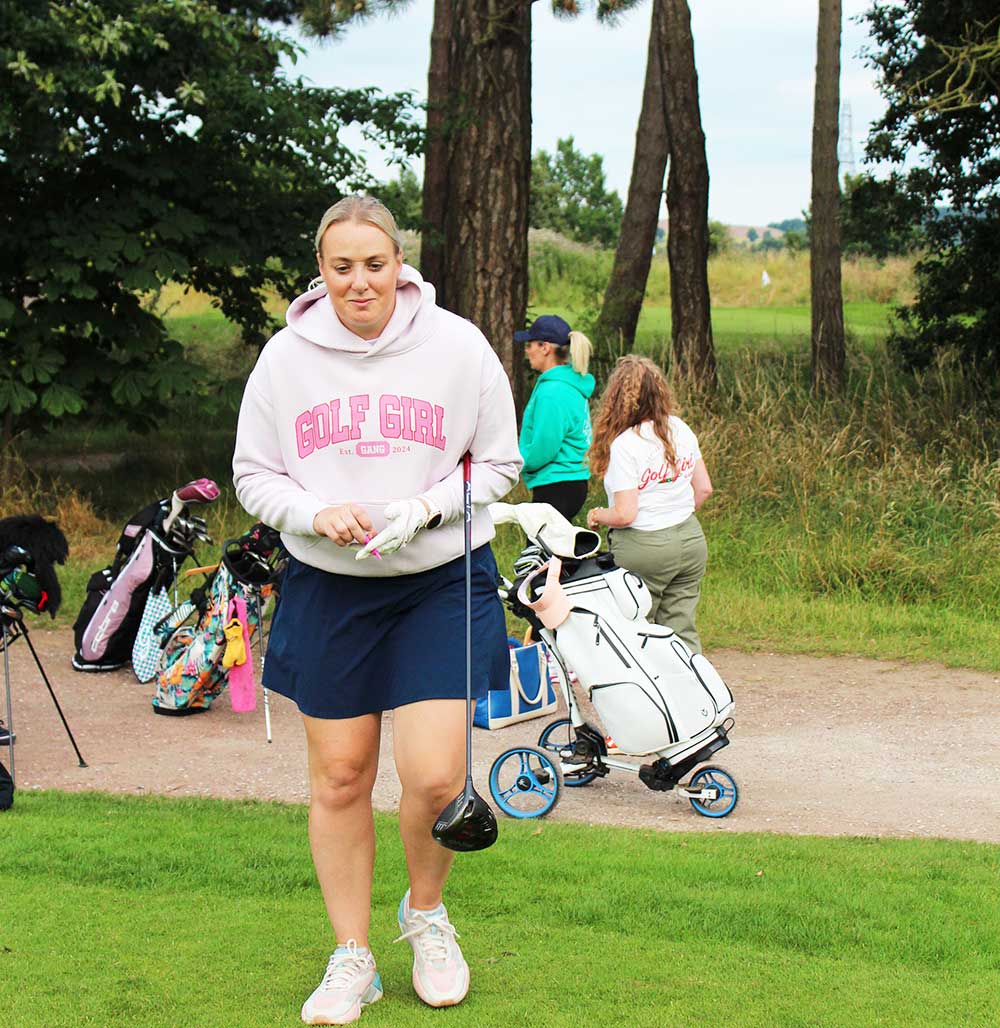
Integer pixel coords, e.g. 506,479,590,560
840,172,924,259
529,137,624,248
707,220,731,256
865,0,1000,373
271,0,411,37
783,227,808,253
370,165,423,231
756,230,783,253
768,217,806,233
746,226,758,243
0,0,421,443
527,234,614,315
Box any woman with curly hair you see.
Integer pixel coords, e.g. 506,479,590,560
586,355,713,653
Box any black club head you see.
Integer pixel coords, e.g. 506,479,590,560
432,788,499,853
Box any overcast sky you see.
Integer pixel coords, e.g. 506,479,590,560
288,0,887,227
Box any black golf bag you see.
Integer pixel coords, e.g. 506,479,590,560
0,760,11,811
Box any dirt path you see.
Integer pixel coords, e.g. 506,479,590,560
4,629,999,842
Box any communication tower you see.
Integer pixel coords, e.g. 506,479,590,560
838,101,857,181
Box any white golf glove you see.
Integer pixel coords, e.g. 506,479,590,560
356,496,440,560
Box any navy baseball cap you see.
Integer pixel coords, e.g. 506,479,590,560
514,314,571,346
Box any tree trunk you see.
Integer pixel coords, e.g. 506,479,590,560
420,0,452,300
594,0,670,374
810,0,845,393
659,0,716,390
442,0,532,415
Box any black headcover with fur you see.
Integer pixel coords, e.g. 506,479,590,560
0,515,69,617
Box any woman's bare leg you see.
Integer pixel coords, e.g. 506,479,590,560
303,711,382,946
392,699,467,908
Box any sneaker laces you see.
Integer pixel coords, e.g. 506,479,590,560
394,909,460,964
320,940,373,991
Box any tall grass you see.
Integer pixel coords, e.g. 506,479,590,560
696,345,1000,609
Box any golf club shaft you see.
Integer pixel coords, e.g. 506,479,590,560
254,593,272,743
464,452,473,783
2,619,15,785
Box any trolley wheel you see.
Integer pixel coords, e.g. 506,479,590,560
489,746,562,819
537,717,600,787
687,765,738,818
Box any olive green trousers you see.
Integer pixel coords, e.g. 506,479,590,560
609,514,707,654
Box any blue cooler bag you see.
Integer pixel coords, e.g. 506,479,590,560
474,637,559,730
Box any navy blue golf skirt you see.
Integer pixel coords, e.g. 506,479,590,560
263,544,509,719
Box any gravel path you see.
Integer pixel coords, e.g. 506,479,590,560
5,629,999,842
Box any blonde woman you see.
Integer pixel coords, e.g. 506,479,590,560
516,315,594,521
233,195,521,1024
587,355,713,653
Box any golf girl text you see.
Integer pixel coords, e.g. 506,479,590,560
638,453,696,490
295,393,447,458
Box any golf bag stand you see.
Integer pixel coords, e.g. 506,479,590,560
1,604,88,786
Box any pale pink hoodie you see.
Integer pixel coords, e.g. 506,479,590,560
232,265,522,576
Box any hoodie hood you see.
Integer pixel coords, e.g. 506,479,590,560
539,363,596,399
286,263,436,358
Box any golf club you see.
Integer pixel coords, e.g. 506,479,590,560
162,478,221,537
253,593,273,744
431,452,499,852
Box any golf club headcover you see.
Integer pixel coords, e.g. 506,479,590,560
518,558,570,630
488,502,601,558
356,496,434,560
225,596,256,712
175,479,220,504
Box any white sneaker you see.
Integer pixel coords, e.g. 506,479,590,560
300,940,382,1025
394,892,469,1007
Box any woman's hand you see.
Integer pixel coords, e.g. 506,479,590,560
312,504,373,547
587,491,638,530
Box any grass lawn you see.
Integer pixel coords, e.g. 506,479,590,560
2,793,998,1027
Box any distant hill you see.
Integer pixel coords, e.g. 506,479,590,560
727,224,784,243
657,218,802,243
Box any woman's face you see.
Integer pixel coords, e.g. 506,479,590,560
525,340,552,372
317,219,403,339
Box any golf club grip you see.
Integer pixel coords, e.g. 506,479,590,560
463,452,473,779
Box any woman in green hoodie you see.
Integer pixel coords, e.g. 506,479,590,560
516,315,595,521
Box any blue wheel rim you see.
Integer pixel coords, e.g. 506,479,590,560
489,748,559,819
689,767,738,818
537,719,598,787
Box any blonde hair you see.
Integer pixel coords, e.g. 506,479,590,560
589,355,678,479
314,195,403,256
561,330,592,376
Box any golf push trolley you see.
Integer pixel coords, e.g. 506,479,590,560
486,503,739,822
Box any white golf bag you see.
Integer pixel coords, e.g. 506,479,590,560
491,502,735,771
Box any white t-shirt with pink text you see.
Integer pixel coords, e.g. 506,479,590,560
603,417,701,531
